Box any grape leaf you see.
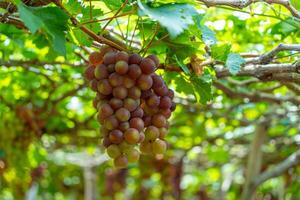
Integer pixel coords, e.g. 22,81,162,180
65,0,83,14
138,0,198,38
193,15,217,45
174,55,190,74
225,53,245,75
164,72,194,96
290,0,300,10
0,24,23,37
81,6,103,21
102,0,131,11
211,44,231,62
190,75,212,104
17,3,69,55
271,17,300,37
200,25,217,45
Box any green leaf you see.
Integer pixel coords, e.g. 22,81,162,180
225,53,245,75
190,75,212,104
65,0,83,14
291,0,300,10
174,55,190,74
81,6,104,21
193,15,217,45
102,0,131,11
17,3,69,55
138,1,198,38
71,28,92,46
211,44,231,62
271,17,300,37
200,25,217,45
164,72,194,96
18,4,43,33
0,24,23,37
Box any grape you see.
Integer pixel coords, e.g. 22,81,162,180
154,85,168,96
115,51,129,62
99,103,114,118
145,126,159,141
103,51,116,65
97,113,105,123
109,73,124,87
128,86,141,99
99,100,111,110
159,96,172,109
124,128,140,144
97,92,110,100
102,137,111,148
129,117,144,131
159,127,168,139
104,115,119,130
125,148,140,163
115,60,129,75
131,107,144,118
124,76,135,88
152,114,166,128
85,66,95,81
129,53,142,64
119,141,134,153
98,79,112,95
143,116,152,127
151,74,164,88
143,104,159,116
86,49,176,165
146,54,160,67
100,46,114,57
109,98,123,110
119,122,130,132
94,64,109,80
136,98,141,106
170,102,176,111
113,86,128,99
141,90,152,99
140,58,156,74
127,64,142,80
146,95,160,108
115,108,130,122
152,139,167,154
140,141,152,154
109,129,123,144
114,155,128,168
107,64,115,73
139,132,145,143
137,75,153,90
93,98,98,109
124,98,138,112
89,52,102,65
160,108,171,119
167,89,174,99
106,144,121,158
100,127,109,137
89,79,98,91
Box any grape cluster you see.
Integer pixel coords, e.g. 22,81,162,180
84,47,176,168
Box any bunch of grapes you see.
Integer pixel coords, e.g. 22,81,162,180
84,47,176,168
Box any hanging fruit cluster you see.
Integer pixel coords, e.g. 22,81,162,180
84,47,176,168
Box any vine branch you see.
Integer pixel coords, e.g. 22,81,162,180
198,0,300,19
247,44,300,64
253,149,300,188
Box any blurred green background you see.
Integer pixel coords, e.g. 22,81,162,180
0,0,300,199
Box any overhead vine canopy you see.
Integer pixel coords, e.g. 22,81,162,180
0,0,300,199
